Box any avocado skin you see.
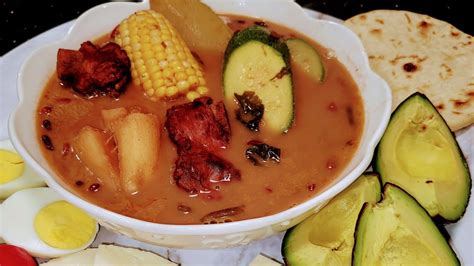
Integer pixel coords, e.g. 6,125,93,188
373,92,471,222
352,183,460,266
281,173,381,266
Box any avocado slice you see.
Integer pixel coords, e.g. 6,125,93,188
353,183,460,266
282,174,381,265
223,26,294,133
374,92,471,221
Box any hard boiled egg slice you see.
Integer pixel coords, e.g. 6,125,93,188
0,187,99,258
0,139,46,199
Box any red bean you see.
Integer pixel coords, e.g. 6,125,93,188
41,135,54,150
89,183,100,192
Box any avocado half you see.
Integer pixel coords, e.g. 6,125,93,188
374,92,471,221
282,174,381,265
353,183,460,266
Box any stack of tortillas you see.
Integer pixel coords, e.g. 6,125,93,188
345,10,474,131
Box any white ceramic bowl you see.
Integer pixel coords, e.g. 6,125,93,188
9,0,391,248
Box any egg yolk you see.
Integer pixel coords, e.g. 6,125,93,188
0,149,25,185
34,201,97,249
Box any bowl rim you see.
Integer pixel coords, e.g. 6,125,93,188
9,0,392,235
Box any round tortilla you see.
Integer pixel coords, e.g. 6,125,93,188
344,10,474,131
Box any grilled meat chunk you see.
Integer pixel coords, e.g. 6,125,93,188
174,145,241,193
57,41,131,98
165,97,231,151
165,97,240,194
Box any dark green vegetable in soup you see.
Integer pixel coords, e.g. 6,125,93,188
223,26,294,133
286,38,325,83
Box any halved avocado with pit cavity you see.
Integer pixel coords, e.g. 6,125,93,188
282,174,381,265
374,92,471,221
353,183,460,266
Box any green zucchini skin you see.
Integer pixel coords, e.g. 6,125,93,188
222,26,294,133
286,38,325,83
223,26,291,68
373,92,471,222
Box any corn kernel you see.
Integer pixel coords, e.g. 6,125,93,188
156,51,166,61
166,86,178,97
153,79,164,89
143,50,154,60
132,43,141,52
185,68,195,76
157,86,167,97
142,36,151,45
151,71,162,81
162,69,172,78
175,72,187,81
159,60,168,69
146,88,154,96
186,91,200,101
143,80,153,91
188,75,198,86
177,52,186,60
131,70,138,79
197,86,208,95
198,77,206,85
177,80,190,92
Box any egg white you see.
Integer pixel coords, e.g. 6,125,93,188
0,139,46,199
0,187,99,258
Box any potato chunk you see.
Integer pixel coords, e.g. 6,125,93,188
72,126,120,192
102,107,128,131
114,113,161,194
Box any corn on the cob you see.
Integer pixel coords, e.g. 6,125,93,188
114,10,208,101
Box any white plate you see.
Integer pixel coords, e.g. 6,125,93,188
1,6,472,266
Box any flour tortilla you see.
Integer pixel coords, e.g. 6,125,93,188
345,10,474,131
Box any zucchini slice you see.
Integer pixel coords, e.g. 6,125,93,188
286,38,325,83
223,26,294,133
282,174,381,265
353,184,460,266
374,92,471,221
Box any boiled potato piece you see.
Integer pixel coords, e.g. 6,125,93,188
72,126,120,192
102,107,128,132
150,0,232,54
114,113,161,194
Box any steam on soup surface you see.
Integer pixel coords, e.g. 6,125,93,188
36,15,364,224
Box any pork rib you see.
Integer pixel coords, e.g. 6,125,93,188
165,97,231,151
165,97,240,193
57,41,131,98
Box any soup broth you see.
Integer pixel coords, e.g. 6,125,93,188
36,16,364,224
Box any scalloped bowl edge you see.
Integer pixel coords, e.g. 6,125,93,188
9,0,391,248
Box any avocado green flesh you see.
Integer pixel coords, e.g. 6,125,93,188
223,40,293,133
286,38,325,83
375,93,470,220
282,174,381,265
353,184,459,266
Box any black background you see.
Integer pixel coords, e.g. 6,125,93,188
1,0,472,55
